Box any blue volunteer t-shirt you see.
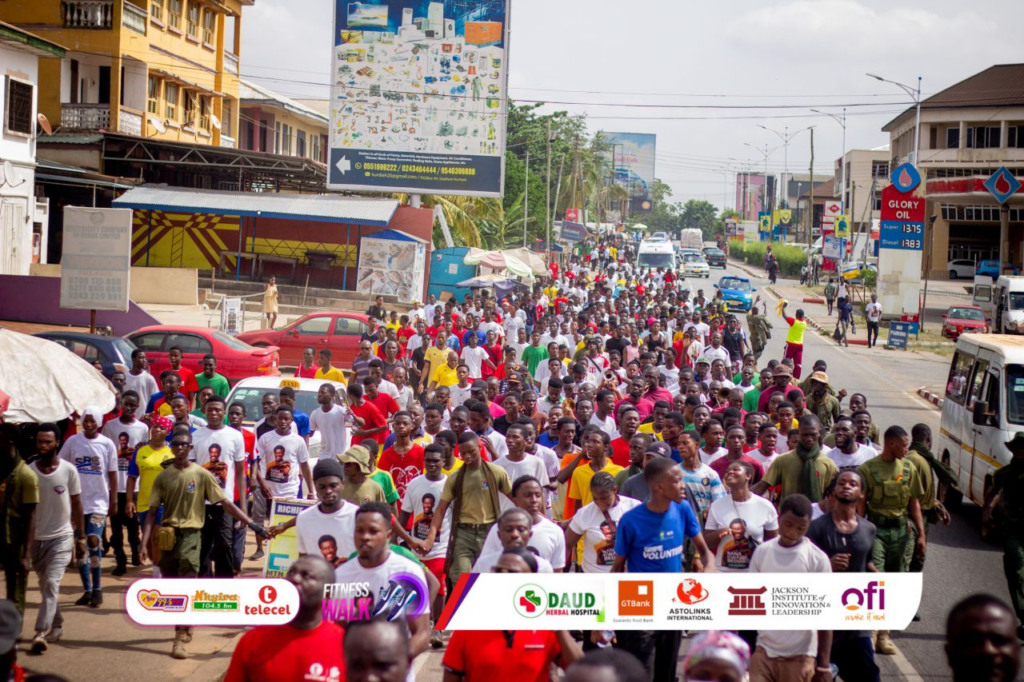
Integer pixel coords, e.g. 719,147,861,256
614,500,701,573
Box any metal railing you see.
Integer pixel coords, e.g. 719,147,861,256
224,52,239,76
62,103,110,130
122,2,147,34
63,0,114,29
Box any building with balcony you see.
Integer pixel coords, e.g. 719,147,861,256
834,145,890,235
0,22,66,275
882,63,1024,278
239,79,327,164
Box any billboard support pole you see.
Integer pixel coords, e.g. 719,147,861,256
523,149,529,247
410,194,421,209
546,120,551,256
808,128,814,249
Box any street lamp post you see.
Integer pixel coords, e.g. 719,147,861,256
809,109,846,214
744,142,784,226
757,124,814,211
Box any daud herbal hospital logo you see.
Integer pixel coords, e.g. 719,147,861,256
514,584,547,618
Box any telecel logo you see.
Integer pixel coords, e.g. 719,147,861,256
842,580,885,611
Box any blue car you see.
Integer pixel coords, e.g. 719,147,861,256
33,331,137,379
977,260,1020,279
715,276,756,311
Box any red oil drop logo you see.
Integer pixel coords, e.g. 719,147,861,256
996,173,1011,194
899,168,912,186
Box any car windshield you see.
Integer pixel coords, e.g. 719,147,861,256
949,307,984,321
638,253,674,269
684,254,704,263
112,337,137,363
721,278,751,291
706,249,724,256
1007,365,1024,425
1009,293,1024,311
214,332,255,351
225,386,322,422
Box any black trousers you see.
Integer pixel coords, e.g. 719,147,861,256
199,505,237,577
867,321,880,347
615,629,683,682
110,491,139,565
831,635,881,682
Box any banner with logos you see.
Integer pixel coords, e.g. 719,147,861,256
127,579,299,626
436,572,921,631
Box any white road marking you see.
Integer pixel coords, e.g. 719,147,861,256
889,641,925,682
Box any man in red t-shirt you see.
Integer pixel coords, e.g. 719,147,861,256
347,383,388,446
376,412,425,517
609,405,641,467
443,629,580,682
224,555,346,681
364,377,399,424
168,346,198,398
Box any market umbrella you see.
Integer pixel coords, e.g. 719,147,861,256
501,248,548,276
463,248,533,278
0,328,117,423
628,223,648,231
457,273,517,289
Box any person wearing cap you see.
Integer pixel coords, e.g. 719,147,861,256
58,406,118,608
338,445,388,506
780,302,808,379
805,371,841,432
756,363,800,413
984,431,1024,640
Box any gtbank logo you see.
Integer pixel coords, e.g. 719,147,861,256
842,580,885,611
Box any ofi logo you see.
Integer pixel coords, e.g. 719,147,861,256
842,580,885,611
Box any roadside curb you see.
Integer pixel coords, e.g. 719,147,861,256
765,286,872,348
917,387,944,408
728,259,765,280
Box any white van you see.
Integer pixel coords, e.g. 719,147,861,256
938,334,1024,511
636,239,676,271
973,275,1024,333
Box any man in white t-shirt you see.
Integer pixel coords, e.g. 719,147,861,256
294,458,357,566
256,405,313,502
749,493,832,680
309,383,349,458
460,333,494,380
191,397,247,577
58,406,117,607
492,424,551,506
333,503,431,666
101,391,149,575
473,507,554,573
703,460,779,572
865,293,883,348
479,473,565,570
826,417,877,474
448,365,473,408
124,350,159,419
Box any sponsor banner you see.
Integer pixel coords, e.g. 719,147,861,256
264,498,316,578
328,0,510,197
437,573,921,631
126,579,299,626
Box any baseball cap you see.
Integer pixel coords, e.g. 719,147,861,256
646,442,672,458
696,356,710,365
338,445,372,475
0,600,20,655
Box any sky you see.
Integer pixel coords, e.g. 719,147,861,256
241,0,1021,212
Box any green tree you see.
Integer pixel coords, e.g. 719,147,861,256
642,179,682,236
680,199,718,238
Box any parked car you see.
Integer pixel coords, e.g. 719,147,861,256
681,253,710,278
126,325,280,384
977,260,1020,280
236,312,372,368
703,247,727,268
226,377,346,461
948,259,977,280
32,332,137,380
714,275,756,312
942,306,989,339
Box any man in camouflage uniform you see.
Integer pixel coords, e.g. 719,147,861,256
983,432,1024,640
905,424,952,574
746,296,772,361
805,371,841,432
859,424,926,655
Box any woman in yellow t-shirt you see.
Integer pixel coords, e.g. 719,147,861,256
126,417,175,563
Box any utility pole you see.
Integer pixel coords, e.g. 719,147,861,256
550,155,565,263
523,148,530,247
545,119,552,256
808,127,814,249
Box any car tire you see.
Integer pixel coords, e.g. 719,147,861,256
949,270,957,280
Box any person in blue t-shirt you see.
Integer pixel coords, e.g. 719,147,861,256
608,456,716,680
279,386,311,441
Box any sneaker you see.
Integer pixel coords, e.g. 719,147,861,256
171,639,188,660
90,590,103,608
875,631,897,655
430,631,444,649
30,634,47,655
180,627,193,644
247,550,264,561
112,564,127,577
44,627,63,643
74,593,91,606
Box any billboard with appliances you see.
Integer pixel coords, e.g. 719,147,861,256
605,132,656,213
328,0,510,197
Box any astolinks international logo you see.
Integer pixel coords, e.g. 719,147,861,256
842,580,885,611
513,584,601,619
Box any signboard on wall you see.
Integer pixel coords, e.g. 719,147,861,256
327,0,510,197
357,235,426,302
59,207,132,311
605,133,656,213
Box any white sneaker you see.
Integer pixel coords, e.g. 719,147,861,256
44,627,63,643
30,634,47,654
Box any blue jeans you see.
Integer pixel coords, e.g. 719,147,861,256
80,514,106,592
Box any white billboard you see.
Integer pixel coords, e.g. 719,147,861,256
59,207,132,312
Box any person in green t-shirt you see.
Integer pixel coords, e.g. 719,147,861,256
191,385,214,419
520,330,550,380
196,354,230,398
363,441,400,509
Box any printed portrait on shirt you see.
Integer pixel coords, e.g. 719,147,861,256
117,433,133,471
202,443,229,488
266,445,292,483
720,517,759,570
595,520,617,566
413,493,436,540
318,534,345,568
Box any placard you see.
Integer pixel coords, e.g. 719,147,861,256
887,321,912,349
59,207,132,311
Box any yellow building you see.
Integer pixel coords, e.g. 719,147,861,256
4,0,252,148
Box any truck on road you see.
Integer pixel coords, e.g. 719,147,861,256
679,228,704,251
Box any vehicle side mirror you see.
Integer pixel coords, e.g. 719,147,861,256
973,400,991,426
752,287,757,292
713,284,718,288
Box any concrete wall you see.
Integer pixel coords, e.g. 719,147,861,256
29,264,198,305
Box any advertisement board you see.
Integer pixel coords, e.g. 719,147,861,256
327,0,510,196
59,207,132,312
357,235,427,302
605,132,656,213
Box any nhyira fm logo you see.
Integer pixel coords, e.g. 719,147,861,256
842,580,885,611
514,584,547,618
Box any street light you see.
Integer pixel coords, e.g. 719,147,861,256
744,142,783,217
757,124,814,210
867,73,922,166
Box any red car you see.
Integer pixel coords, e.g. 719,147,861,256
235,312,372,367
942,305,990,339
126,325,280,383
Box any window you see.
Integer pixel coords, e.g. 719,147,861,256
202,10,215,44
199,96,210,130
283,124,292,155
222,99,233,136
70,341,102,364
151,0,163,22
295,316,331,336
187,3,199,38
946,127,960,149
334,317,367,336
165,333,212,355
147,76,160,115
967,126,1001,149
968,359,990,409
1007,365,1024,425
946,351,975,403
1009,126,1024,149
168,0,182,29
130,332,167,351
296,130,306,158
274,122,281,153
312,134,321,162
4,76,33,137
871,161,889,179
183,91,196,127
165,84,178,120
873,195,882,211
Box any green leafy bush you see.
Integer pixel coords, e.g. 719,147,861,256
728,239,808,277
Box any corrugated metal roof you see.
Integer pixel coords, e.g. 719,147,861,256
112,185,398,226
37,133,104,145
883,64,1024,131
239,80,329,124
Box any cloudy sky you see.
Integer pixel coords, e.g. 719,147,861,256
241,0,1020,211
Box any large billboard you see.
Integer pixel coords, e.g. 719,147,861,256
605,132,656,213
328,0,510,197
